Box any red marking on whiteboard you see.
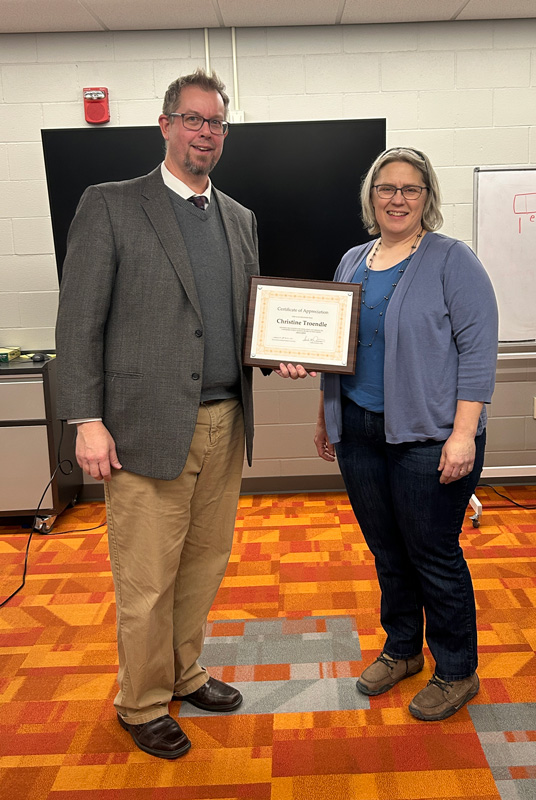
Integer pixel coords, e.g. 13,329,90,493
513,192,536,214
519,216,522,233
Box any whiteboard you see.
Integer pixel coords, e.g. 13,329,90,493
473,166,536,343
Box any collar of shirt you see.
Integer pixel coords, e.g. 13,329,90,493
161,162,212,205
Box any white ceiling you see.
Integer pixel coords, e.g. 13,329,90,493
1,0,536,34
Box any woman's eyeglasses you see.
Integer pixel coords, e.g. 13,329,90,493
373,185,428,200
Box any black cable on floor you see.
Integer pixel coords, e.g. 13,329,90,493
1,462,63,608
479,483,536,510
0,420,106,606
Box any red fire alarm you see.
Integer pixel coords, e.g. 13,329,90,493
83,87,110,124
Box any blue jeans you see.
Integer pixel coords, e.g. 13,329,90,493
336,398,485,681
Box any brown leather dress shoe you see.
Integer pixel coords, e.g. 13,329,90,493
175,677,243,712
117,713,191,759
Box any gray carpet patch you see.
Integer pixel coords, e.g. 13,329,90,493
469,703,536,800
495,780,536,799
179,677,369,717
201,615,361,666
179,615,366,716
470,704,536,732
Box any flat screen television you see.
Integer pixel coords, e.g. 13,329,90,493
41,119,385,283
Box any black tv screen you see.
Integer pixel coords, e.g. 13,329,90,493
42,119,385,283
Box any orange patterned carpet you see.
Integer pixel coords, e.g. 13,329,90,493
0,485,535,800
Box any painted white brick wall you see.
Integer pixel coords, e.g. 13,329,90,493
0,291,20,328
454,127,529,165
0,103,44,142
0,33,37,62
382,51,455,92
0,219,14,254
3,64,79,103
0,179,50,218
494,88,536,127
0,254,58,292
8,143,47,180
18,290,58,328
418,90,493,129
343,23,417,52
530,127,536,161
0,18,534,354
416,20,494,50
12,218,54,255
491,19,536,49
343,91,419,130
36,32,115,62
270,93,343,121
456,49,531,89
0,145,8,180
113,30,193,61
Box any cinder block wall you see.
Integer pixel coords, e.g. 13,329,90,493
0,19,534,491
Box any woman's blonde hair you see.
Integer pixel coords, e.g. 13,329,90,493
360,147,443,234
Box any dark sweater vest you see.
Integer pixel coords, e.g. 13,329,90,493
168,190,240,402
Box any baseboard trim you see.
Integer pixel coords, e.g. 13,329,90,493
240,475,346,494
77,473,534,504
79,474,347,502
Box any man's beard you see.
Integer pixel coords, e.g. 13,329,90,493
185,152,218,176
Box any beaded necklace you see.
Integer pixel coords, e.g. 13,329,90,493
358,228,424,347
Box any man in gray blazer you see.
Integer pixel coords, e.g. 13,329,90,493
56,70,308,760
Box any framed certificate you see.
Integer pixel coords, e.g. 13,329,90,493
243,276,361,374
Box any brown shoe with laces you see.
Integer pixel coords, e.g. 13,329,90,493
409,673,480,721
356,651,425,696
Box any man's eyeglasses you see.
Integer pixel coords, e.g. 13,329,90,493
373,184,428,200
168,112,228,136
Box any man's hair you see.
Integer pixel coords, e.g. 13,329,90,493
162,69,230,117
360,147,443,234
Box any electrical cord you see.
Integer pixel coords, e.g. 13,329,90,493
1,461,64,608
478,483,536,510
39,520,106,537
40,420,106,535
57,417,73,475
0,422,106,608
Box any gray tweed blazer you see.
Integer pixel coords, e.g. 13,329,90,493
55,167,259,480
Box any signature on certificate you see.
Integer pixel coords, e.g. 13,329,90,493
303,334,325,344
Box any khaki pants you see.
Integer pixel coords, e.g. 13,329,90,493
105,398,245,724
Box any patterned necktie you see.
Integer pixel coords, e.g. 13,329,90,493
188,195,207,210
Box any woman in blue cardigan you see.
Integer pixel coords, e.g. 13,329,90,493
315,147,498,721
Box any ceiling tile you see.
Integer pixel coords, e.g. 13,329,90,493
85,0,220,31
1,0,535,35
218,0,339,28
458,0,536,19
0,0,102,33
341,0,464,25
